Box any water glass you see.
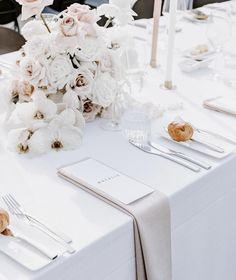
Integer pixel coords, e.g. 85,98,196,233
121,111,150,143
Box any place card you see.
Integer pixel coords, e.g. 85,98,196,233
58,158,154,205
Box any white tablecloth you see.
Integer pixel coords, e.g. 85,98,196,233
1,2,236,279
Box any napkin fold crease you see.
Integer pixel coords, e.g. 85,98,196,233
58,166,171,280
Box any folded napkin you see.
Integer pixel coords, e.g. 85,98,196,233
203,96,236,116
58,158,171,280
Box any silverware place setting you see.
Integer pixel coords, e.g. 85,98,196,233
2,194,75,256
129,140,211,172
149,141,211,170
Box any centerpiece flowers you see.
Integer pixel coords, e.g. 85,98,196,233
0,0,137,155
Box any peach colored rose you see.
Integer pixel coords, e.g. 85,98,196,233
19,57,46,87
59,15,79,37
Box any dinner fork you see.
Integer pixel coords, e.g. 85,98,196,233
130,140,201,172
2,194,75,253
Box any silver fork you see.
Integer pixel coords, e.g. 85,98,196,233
2,194,75,253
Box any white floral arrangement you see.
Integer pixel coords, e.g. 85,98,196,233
0,0,137,155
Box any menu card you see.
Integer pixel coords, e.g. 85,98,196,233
58,158,154,205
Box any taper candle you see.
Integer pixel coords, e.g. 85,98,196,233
164,0,178,89
150,0,162,68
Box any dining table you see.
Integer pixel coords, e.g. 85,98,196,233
0,1,236,279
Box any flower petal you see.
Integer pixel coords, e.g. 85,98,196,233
59,126,83,150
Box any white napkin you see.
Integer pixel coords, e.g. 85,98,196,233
203,96,236,116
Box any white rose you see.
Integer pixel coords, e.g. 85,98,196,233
67,3,99,24
92,72,116,107
16,0,54,20
82,99,102,122
21,20,48,40
48,55,74,90
74,37,105,62
23,36,49,58
20,57,47,86
71,68,94,99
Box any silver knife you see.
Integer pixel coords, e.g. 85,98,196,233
194,128,236,146
129,141,200,172
164,127,224,153
149,141,211,170
190,137,225,153
24,218,75,254
13,233,58,260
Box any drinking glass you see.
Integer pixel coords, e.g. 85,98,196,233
206,14,231,80
121,110,150,143
99,82,123,131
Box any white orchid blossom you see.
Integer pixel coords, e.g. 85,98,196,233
15,90,57,125
97,0,137,26
29,116,83,154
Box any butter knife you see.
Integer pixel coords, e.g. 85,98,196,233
177,118,229,150
149,141,211,170
130,141,200,172
194,127,236,146
189,137,224,153
164,127,224,153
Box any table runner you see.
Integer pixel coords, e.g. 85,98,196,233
58,161,172,280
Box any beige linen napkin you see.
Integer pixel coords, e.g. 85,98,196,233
58,162,171,280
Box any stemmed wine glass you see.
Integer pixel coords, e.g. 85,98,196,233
206,14,232,80
99,81,124,131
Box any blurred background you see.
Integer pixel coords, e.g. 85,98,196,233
0,0,229,55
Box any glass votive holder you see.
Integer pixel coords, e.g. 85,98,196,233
121,110,150,143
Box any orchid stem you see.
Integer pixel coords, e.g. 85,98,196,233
40,14,51,33
104,17,113,28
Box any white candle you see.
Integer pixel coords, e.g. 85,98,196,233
150,0,162,68
164,0,178,88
